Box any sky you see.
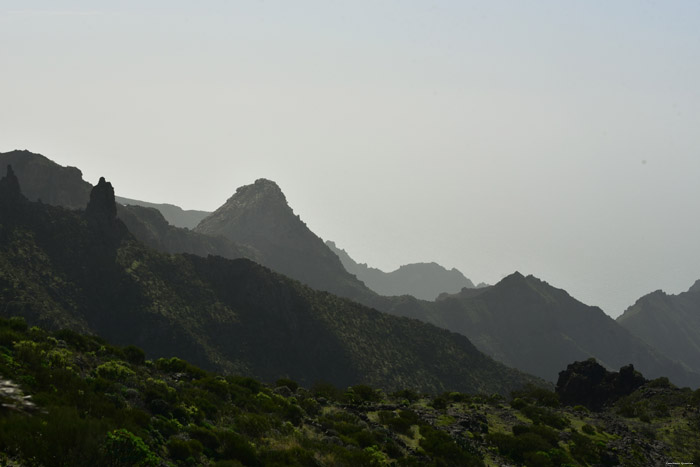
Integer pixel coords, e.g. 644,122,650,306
2,1,700,317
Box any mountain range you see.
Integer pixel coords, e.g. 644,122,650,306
0,163,539,394
2,149,699,390
326,240,478,300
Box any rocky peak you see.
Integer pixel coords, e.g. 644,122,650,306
229,178,287,208
0,165,23,201
85,177,117,222
556,359,647,410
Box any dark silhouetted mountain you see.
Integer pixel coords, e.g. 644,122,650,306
617,281,700,374
0,150,254,262
116,195,210,229
0,168,540,394
195,179,376,301
0,149,92,208
381,272,700,387
326,240,475,300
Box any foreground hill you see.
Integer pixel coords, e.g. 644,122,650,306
326,240,476,301
383,273,700,388
1,317,698,466
618,281,700,374
0,166,538,394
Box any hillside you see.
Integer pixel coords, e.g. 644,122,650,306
1,316,698,466
327,240,475,300
618,281,700,375
0,165,539,395
381,273,700,388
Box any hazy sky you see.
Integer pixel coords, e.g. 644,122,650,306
3,1,700,317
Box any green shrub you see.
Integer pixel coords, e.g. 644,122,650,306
96,361,135,381
102,429,160,466
581,424,596,435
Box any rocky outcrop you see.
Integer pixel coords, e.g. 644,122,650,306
555,359,647,410
85,177,117,222
0,165,24,204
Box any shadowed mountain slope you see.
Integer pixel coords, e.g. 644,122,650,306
0,166,540,394
384,273,700,387
617,281,700,375
326,240,475,300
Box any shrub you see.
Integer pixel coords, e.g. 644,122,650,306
102,429,160,466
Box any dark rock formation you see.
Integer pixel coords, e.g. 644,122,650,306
0,165,24,204
85,177,117,222
556,359,647,410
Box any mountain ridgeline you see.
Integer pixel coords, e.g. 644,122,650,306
2,149,699,390
326,240,477,300
617,281,700,375
0,164,540,394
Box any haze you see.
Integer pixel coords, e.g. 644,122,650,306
2,1,700,317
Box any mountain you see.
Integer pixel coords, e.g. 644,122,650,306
0,165,540,394
116,195,210,229
194,179,376,302
380,272,700,387
617,281,700,374
0,150,255,262
5,150,697,390
327,240,476,300
0,149,92,208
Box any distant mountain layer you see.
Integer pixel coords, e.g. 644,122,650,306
326,240,475,300
0,167,539,394
116,195,210,229
617,281,700,375
379,273,700,387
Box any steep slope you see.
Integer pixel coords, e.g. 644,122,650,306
195,179,376,302
327,240,475,300
617,282,700,374
116,195,210,229
386,273,700,387
0,166,540,394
